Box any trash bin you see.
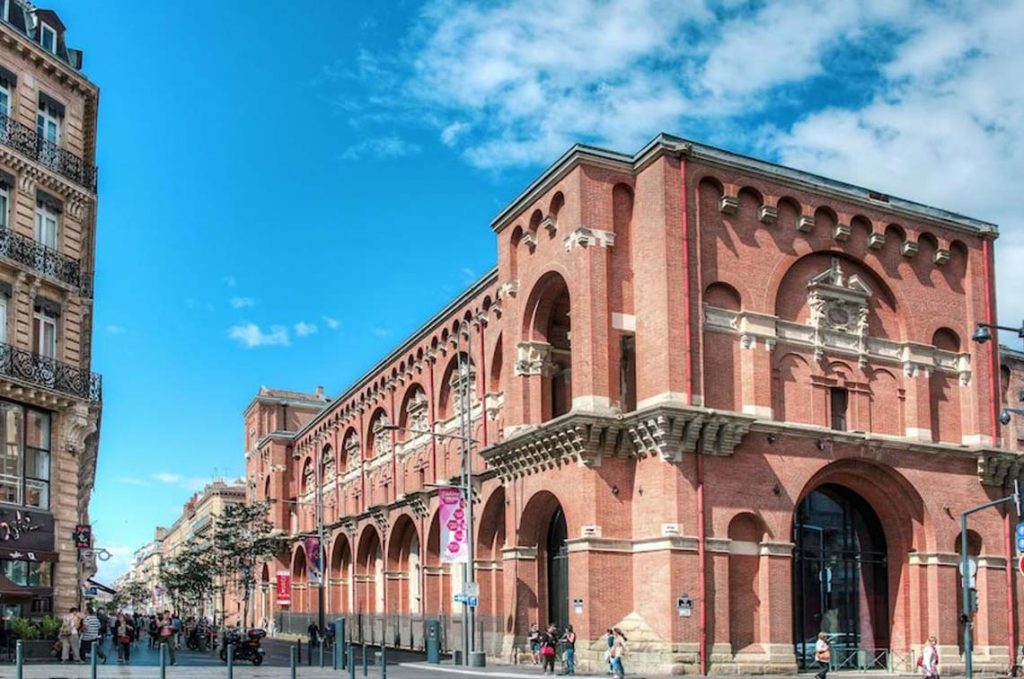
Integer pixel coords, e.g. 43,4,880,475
425,619,440,665
469,651,487,668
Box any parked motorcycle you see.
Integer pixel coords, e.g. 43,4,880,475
220,628,266,666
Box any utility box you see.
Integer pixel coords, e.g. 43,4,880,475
425,619,441,664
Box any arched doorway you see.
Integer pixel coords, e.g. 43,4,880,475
547,507,568,629
793,484,889,669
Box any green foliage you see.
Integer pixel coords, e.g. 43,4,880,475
9,617,40,640
37,615,62,640
212,500,284,627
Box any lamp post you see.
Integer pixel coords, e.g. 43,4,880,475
382,320,482,666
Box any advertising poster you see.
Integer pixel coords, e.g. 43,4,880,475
276,571,292,606
303,537,323,585
439,486,468,563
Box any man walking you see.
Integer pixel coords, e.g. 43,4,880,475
60,606,82,662
81,607,107,664
159,610,177,665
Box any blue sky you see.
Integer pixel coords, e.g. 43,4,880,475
79,0,1024,582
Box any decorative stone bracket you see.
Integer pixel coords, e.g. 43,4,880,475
482,405,755,480
563,227,615,252
977,450,1024,487
515,341,554,376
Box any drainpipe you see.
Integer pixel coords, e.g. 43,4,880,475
680,149,706,676
478,320,489,448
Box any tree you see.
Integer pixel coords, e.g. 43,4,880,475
160,540,218,616
212,500,284,629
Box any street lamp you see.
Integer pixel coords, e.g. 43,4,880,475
971,321,1024,344
289,445,328,639
381,320,483,667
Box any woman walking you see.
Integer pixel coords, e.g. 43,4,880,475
114,613,134,664
814,632,831,679
919,636,939,679
539,627,557,675
610,628,627,679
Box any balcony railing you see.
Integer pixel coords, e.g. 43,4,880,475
0,113,97,192
0,227,88,294
0,342,101,401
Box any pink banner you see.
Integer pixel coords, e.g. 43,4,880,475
439,486,468,563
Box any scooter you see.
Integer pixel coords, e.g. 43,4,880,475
220,628,266,666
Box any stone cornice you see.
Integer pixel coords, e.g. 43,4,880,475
481,405,755,480
976,450,1024,487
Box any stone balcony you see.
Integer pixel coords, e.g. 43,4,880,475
0,113,97,192
0,226,90,296
0,342,101,401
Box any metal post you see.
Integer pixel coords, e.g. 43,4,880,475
291,645,298,679
159,643,167,679
381,645,387,679
961,515,972,679
349,644,356,679
90,642,97,679
227,643,234,679
338,618,347,670
362,643,368,677
298,638,303,665
458,328,480,666
15,639,22,679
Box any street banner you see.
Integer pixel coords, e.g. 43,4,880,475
439,486,468,563
276,571,292,606
303,537,323,585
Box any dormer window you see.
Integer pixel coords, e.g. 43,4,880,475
39,22,57,54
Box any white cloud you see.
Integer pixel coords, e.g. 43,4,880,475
294,321,318,337
151,472,211,492
228,323,290,348
105,325,126,335
116,476,149,486
340,136,421,161
230,297,256,309
323,316,341,330
372,327,391,337
441,121,470,146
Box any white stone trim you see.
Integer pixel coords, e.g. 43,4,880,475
636,392,690,410
612,312,636,332
571,395,613,412
727,540,760,556
742,404,773,418
563,227,615,251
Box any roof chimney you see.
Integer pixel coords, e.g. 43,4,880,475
315,385,324,399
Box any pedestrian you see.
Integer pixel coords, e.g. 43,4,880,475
539,628,558,675
172,612,183,650
81,607,107,664
60,606,82,662
149,616,159,649
97,608,109,648
919,635,939,679
528,622,541,665
610,628,627,679
308,621,320,648
267,616,276,636
561,624,576,675
814,632,831,679
114,612,134,664
605,628,615,674
159,610,177,665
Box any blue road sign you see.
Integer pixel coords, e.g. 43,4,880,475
1018,536,1024,553
1016,521,1024,538
467,595,479,608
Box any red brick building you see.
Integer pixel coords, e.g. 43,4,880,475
244,135,1023,674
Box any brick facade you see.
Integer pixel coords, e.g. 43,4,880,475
246,135,1023,674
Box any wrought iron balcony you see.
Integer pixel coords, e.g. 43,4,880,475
0,113,97,192
0,342,101,401
0,227,88,295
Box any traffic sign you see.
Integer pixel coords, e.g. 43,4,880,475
1018,554,1024,577
1017,522,1024,554
467,595,478,608
453,593,467,604
464,582,480,597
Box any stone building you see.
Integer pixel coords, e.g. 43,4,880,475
245,134,1023,674
0,2,102,618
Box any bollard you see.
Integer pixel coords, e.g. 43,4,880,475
380,645,387,679
227,643,234,679
334,641,339,671
297,638,304,666
320,638,325,668
348,644,356,679
159,643,167,679
337,619,347,670
362,643,368,677
15,639,22,679
91,643,98,679
291,645,298,679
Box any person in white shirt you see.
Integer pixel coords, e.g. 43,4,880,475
60,607,82,662
814,632,831,679
920,636,939,679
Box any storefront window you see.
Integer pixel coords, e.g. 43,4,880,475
0,403,51,509
1,560,50,587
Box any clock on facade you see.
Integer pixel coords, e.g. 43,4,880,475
827,307,850,326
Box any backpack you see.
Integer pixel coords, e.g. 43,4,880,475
916,655,924,668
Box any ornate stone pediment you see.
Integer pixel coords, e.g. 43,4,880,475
807,258,871,363
515,341,554,376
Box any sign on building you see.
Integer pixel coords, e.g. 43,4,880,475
439,486,468,563
276,571,292,606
